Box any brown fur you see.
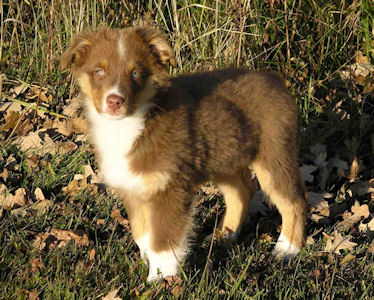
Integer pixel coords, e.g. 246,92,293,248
62,26,308,276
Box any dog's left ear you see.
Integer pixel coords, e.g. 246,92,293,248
135,27,177,68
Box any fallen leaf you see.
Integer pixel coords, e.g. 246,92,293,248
359,218,374,238
0,187,27,209
62,99,81,117
15,131,57,155
13,83,28,96
306,236,315,245
308,192,329,212
2,111,22,131
75,260,90,275
300,164,317,183
351,181,374,196
328,156,349,170
5,155,19,170
110,209,129,228
62,179,80,197
89,248,96,261
324,231,357,254
33,229,89,251
340,254,355,265
101,289,121,300
30,257,44,273
27,290,39,300
71,117,87,134
349,157,360,182
26,155,40,173
336,201,370,230
201,185,220,195
0,101,22,113
0,168,10,181
34,188,45,201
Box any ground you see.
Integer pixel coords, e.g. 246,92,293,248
0,1,373,299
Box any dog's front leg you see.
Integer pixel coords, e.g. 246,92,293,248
125,186,193,282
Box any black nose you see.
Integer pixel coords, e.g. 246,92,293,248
106,94,124,110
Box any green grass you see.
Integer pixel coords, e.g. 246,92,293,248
1,0,374,299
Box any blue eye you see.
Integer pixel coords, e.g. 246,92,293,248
131,70,141,79
95,69,105,77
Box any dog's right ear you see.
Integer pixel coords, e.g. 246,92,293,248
60,32,92,70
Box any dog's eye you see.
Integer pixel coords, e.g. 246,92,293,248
95,69,105,77
131,70,141,80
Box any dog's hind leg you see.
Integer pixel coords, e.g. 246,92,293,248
214,169,257,239
252,149,307,259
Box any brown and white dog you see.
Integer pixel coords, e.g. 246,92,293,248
61,26,308,282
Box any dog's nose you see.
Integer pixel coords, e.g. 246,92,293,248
106,94,124,110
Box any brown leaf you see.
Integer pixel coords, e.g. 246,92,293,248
110,209,129,228
89,248,96,261
62,99,81,118
101,289,121,300
359,218,374,237
13,83,28,96
2,111,22,131
324,231,357,254
351,180,374,196
201,185,220,195
71,117,88,134
0,168,10,181
75,260,90,275
33,229,89,251
45,119,74,137
336,201,370,231
26,154,40,173
30,257,44,273
0,187,27,209
340,254,355,265
28,290,39,300
62,180,80,197
308,192,329,213
5,155,19,170
34,188,45,201
56,141,78,154
300,164,317,183
349,158,360,182
0,101,22,113
16,131,57,155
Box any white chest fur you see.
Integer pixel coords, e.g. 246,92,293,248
87,105,150,193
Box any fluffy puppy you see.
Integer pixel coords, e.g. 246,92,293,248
61,26,308,282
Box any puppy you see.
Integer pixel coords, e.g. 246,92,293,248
61,26,308,282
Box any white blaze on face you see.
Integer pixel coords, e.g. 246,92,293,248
118,34,126,59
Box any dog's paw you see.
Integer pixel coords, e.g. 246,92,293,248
146,250,180,282
272,233,300,260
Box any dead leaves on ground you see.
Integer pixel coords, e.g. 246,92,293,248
323,231,357,254
0,185,52,217
33,228,89,251
0,96,87,157
62,164,103,199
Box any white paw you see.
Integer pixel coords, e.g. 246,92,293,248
272,232,300,260
146,250,180,282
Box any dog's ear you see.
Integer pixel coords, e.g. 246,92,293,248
135,27,177,68
61,32,92,70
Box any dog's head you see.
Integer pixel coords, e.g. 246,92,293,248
61,26,176,119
